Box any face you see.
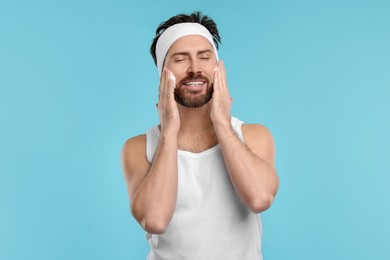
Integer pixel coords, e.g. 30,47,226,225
164,35,217,108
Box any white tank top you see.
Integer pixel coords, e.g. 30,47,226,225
145,117,262,260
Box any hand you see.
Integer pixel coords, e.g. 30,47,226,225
157,68,180,135
211,61,233,128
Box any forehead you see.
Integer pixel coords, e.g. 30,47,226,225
167,35,214,56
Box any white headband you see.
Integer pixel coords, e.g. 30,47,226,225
156,22,219,76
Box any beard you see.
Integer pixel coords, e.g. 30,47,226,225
174,85,213,108
174,74,213,108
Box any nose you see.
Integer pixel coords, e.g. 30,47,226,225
187,59,201,75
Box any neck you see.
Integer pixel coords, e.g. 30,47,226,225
175,102,219,153
177,102,214,135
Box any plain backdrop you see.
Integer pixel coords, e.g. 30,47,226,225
1,0,389,259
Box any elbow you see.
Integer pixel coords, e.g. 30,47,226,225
248,194,275,214
249,174,280,214
130,206,169,235
140,218,169,235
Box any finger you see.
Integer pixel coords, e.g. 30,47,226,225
216,61,225,91
159,68,167,101
164,69,173,102
164,69,174,101
212,76,219,99
218,61,230,99
212,64,219,85
159,68,168,89
219,60,227,90
165,69,175,91
168,70,176,89
213,62,221,94
163,69,177,109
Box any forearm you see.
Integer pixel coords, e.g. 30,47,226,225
131,132,178,233
215,123,279,213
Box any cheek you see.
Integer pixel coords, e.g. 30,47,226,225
164,65,183,81
204,60,218,74
206,65,217,81
165,59,185,73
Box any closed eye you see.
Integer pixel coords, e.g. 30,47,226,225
200,56,211,60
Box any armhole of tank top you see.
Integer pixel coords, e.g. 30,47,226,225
145,127,155,163
231,116,245,143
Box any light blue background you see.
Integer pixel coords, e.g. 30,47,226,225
1,0,389,259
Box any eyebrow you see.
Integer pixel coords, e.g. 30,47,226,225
170,49,213,57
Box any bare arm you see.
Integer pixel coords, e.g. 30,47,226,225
122,133,178,234
215,123,279,213
121,69,180,234
211,61,279,213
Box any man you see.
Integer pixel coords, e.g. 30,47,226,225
121,11,279,260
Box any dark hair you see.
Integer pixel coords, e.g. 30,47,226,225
150,11,221,65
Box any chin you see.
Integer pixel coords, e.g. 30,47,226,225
175,85,213,108
175,95,212,108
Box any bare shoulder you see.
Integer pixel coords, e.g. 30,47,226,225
241,123,276,166
121,134,150,204
241,123,273,142
122,134,147,158
241,124,273,144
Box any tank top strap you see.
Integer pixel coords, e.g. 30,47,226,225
230,116,245,143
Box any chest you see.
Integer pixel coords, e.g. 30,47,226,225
177,133,218,153
175,151,245,214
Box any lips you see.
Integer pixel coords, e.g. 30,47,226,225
183,81,206,86
180,75,208,91
181,80,207,91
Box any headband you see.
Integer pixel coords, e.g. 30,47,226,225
155,22,219,76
